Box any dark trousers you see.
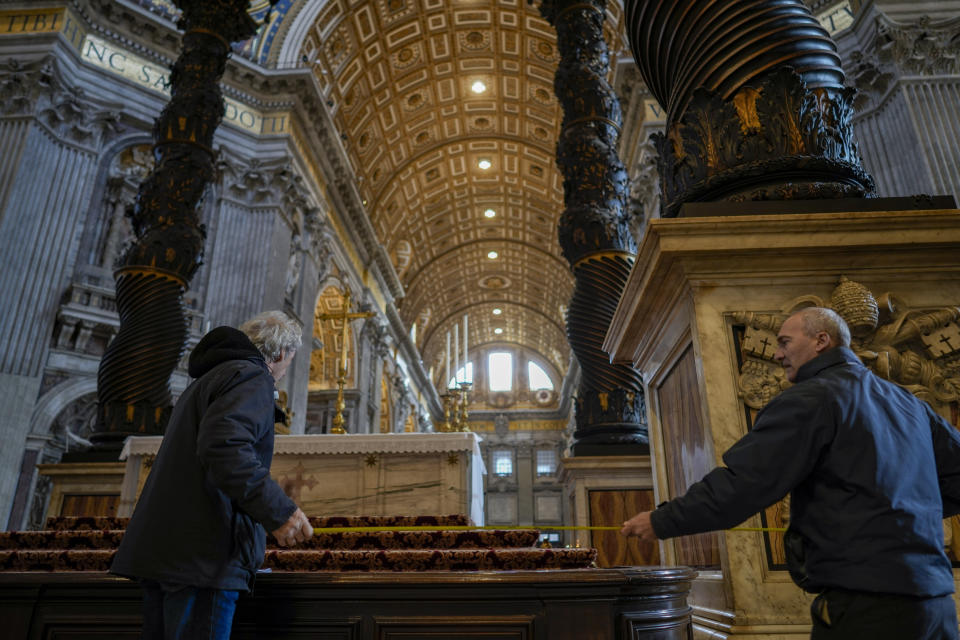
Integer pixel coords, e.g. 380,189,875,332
140,580,239,640
811,589,958,640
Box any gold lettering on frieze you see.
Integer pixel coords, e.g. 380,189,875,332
82,34,172,96
1,8,86,49
509,420,566,431
816,1,854,36
2,9,62,35
78,34,290,136
643,98,665,124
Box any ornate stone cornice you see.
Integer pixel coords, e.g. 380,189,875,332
845,49,896,110
72,0,181,64
361,314,391,360
218,156,304,209
285,69,404,303
0,56,125,149
304,210,333,277
875,14,960,76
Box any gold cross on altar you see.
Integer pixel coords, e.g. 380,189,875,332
315,291,376,433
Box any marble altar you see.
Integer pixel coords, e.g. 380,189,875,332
118,433,485,525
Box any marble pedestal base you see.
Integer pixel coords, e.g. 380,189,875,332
604,207,960,638
35,462,125,522
559,455,660,567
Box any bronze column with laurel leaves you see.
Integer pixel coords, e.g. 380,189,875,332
623,0,874,217
540,0,648,455
91,1,259,451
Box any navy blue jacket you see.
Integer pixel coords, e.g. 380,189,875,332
110,327,296,591
651,347,960,597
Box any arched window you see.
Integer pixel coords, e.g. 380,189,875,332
527,360,554,390
488,352,513,391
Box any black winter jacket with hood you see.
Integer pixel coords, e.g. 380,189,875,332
110,327,297,591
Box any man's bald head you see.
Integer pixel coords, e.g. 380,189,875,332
794,307,851,349
774,307,850,382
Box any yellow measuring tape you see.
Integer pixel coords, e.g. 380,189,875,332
312,525,786,534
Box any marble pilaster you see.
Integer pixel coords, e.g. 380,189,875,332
838,4,960,203
0,57,121,526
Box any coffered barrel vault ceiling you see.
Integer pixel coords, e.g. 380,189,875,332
267,0,630,383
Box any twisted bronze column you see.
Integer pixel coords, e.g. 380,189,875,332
541,0,647,454
92,2,258,449
624,0,874,217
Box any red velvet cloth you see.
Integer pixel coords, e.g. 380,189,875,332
3,515,597,572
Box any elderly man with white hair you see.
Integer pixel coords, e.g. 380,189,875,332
622,306,960,639
111,310,313,640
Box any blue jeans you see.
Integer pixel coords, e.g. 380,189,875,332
140,580,239,640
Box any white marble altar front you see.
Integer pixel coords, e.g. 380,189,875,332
118,433,485,524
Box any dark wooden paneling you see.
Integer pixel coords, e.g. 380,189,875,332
234,622,360,640
656,346,721,569
1,569,697,640
374,616,534,639
588,490,659,568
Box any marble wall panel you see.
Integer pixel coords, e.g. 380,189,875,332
488,493,517,524
271,451,471,518
656,346,721,569
588,489,659,568
535,494,561,522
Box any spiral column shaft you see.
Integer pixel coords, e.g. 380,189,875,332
93,3,258,448
541,0,648,454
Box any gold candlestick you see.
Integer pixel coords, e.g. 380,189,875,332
330,365,347,434
439,392,455,432
457,382,471,432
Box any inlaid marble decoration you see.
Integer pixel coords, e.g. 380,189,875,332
588,489,659,568
731,324,790,570
488,493,517,524
656,346,721,569
534,494,561,522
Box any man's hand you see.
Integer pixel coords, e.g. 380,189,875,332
620,511,658,542
270,507,313,547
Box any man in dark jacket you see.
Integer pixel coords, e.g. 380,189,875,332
111,310,312,639
621,306,960,639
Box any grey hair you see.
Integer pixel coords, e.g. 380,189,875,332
796,307,851,348
239,310,302,361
